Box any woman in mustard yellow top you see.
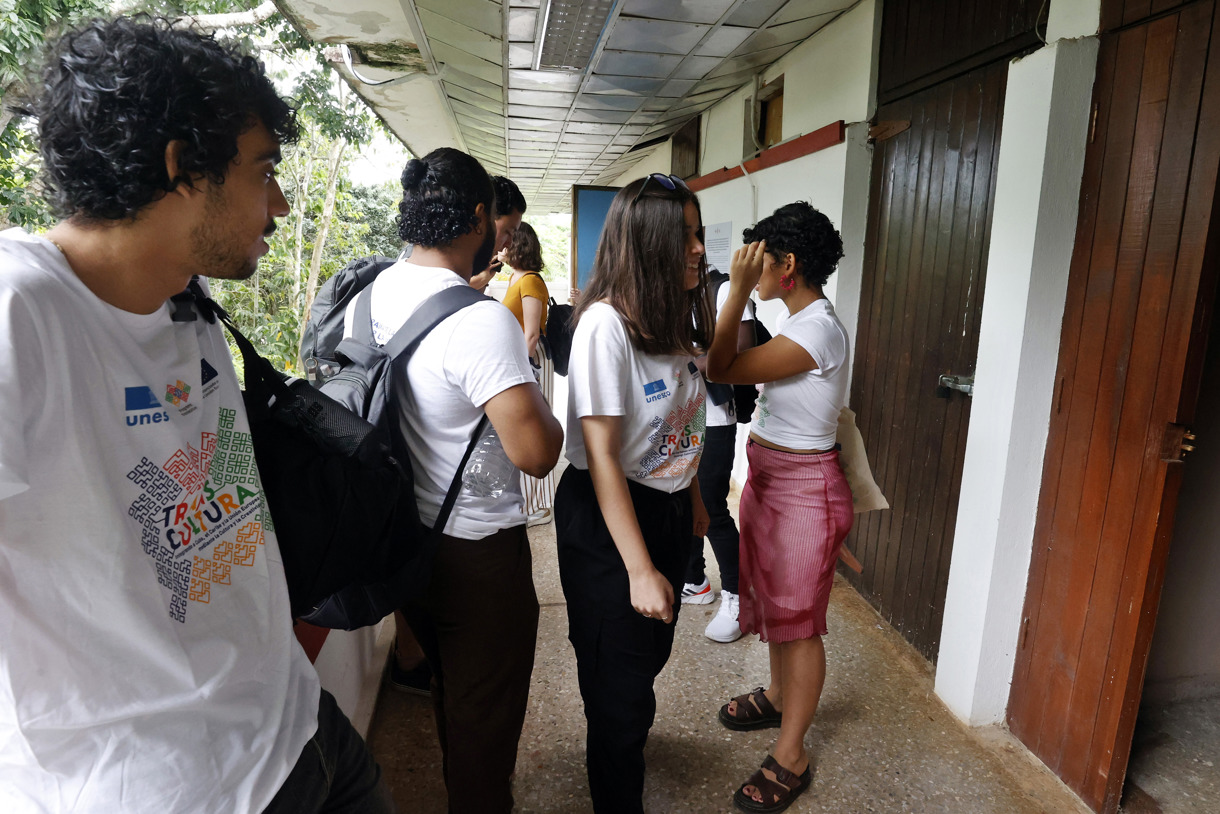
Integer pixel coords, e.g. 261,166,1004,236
500,222,549,363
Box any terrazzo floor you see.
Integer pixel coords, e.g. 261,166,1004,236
367,500,1092,813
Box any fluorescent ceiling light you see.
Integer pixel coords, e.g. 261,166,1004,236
535,0,615,71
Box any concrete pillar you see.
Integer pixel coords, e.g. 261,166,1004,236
934,35,1099,725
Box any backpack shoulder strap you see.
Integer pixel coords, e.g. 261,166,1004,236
381,283,489,361
352,286,376,346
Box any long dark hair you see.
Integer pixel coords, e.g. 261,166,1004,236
574,177,712,355
505,221,544,272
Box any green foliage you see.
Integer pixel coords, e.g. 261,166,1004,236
211,126,401,374
0,118,52,228
533,214,572,284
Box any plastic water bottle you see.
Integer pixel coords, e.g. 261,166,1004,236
462,424,515,498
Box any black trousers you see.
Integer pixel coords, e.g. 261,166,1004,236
685,423,740,594
555,467,692,814
400,525,539,814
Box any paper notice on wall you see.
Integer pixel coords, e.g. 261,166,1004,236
704,221,733,274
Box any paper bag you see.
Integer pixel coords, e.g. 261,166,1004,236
837,407,889,514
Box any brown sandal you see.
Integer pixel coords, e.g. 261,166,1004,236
733,754,812,813
718,686,783,731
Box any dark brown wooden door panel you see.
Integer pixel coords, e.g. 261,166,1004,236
846,61,1007,662
1008,2,1220,811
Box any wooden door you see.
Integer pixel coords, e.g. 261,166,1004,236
845,62,1007,661
1007,3,1220,811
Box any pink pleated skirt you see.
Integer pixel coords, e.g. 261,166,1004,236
738,440,854,643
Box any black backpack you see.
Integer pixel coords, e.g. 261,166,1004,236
300,254,397,382
545,296,575,376
193,278,487,629
705,269,770,424
301,283,491,629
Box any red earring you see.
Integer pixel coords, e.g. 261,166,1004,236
780,274,796,291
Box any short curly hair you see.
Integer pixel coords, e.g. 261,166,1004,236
397,147,493,246
743,201,843,288
505,221,543,272
492,175,527,218
37,16,298,221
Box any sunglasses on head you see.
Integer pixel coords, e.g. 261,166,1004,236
631,173,692,205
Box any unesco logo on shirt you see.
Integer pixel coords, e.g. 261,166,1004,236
643,379,670,403
125,386,171,427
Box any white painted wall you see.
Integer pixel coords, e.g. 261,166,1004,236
1144,342,1220,704
607,140,672,188
934,37,1099,725
692,0,880,486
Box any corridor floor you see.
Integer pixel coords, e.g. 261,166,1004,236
366,513,1091,814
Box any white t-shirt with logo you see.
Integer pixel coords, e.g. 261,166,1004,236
705,281,756,428
752,298,850,451
345,261,536,539
566,302,706,493
0,229,319,814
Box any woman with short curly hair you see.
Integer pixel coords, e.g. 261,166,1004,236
706,201,852,813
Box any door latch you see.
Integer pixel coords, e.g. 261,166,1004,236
936,374,975,398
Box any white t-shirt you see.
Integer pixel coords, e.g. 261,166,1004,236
706,281,757,428
566,302,706,493
752,298,850,450
344,261,536,539
0,229,318,814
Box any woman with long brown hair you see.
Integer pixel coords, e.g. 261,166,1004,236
554,173,712,814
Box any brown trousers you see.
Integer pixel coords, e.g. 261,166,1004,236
401,524,539,814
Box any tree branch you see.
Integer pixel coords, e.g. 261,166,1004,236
175,1,279,33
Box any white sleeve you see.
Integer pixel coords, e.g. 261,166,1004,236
781,314,847,375
0,285,42,500
445,301,536,408
569,306,632,418
715,282,755,322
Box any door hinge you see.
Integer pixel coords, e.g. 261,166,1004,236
1161,423,1197,462
1089,103,1099,143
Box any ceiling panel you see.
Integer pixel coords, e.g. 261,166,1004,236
430,43,502,84
724,0,786,28
733,13,837,54
418,8,501,62
584,75,667,95
444,81,504,110
595,50,684,78
508,42,533,68
506,7,538,40
574,93,645,111
695,25,754,58
506,88,577,107
670,55,722,80
507,115,566,130
605,18,710,55
507,69,584,92
772,0,855,25
289,0,853,213
415,0,502,37
620,0,736,25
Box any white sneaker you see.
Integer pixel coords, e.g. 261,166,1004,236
705,591,743,642
680,577,715,604
526,508,552,528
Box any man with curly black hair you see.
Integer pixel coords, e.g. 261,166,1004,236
0,17,395,814
359,147,562,813
468,174,528,292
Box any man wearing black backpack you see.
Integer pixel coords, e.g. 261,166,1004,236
358,148,563,813
0,18,394,814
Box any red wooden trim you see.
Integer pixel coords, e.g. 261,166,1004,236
686,120,846,193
